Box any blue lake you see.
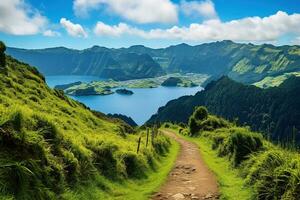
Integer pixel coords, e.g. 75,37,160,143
46,76,202,125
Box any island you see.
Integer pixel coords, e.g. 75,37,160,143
116,88,134,95
59,73,209,96
69,86,113,96
161,77,183,86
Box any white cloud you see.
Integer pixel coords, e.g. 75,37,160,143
94,22,145,37
73,0,178,24
43,30,61,37
60,18,88,38
0,0,47,35
180,0,218,19
94,11,300,43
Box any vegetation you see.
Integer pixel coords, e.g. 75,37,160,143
7,40,300,84
107,114,138,127
253,72,300,88
0,50,178,199
0,41,5,68
161,77,182,86
165,107,300,200
116,89,134,95
60,73,208,96
148,76,300,144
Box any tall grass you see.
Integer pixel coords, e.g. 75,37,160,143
0,55,175,199
172,107,300,200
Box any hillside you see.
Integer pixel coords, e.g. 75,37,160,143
148,76,300,144
0,43,176,199
7,41,300,83
164,106,300,200
6,47,165,81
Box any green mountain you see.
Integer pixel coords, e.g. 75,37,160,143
0,43,173,199
147,76,300,143
7,41,300,83
6,46,165,81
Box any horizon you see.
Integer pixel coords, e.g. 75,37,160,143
1,0,300,49
7,40,300,51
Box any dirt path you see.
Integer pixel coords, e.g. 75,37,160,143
152,130,219,200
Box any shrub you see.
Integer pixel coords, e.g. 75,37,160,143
218,128,264,166
242,149,300,200
152,136,171,155
199,116,229,131
193,106,208,121
86,141,119,179
188,116,200,136
122,152,147,178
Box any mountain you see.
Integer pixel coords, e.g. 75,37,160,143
0,43,171,199
6,46,165,81
6,41,300,83
107,114,138,127
147,76,300,143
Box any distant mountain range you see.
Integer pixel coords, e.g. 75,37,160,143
147,76,300,144
6,40,300,82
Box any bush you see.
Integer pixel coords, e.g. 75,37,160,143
199,116,229,131
193,106,208,121
188,116,200,136
86,141,119,179
218,128,264,166
122,152,147,178
243,150,300,200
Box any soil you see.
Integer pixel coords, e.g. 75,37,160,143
152,130,219,200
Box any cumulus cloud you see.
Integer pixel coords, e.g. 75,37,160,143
60,18,87,38
73,0,178,24
93,11,300,43
94,22,144,37
0,0,47,35
43,30,61,37
180,0,218,19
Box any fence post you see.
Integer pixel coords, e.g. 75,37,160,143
151,128,154,147
137,136,141,154
146,128,149,147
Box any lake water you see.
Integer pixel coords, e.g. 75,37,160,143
46,76,202,125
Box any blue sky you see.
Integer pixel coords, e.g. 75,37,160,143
0,0,300,49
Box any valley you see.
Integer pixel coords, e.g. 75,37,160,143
1,0,300,199
1,40,300,200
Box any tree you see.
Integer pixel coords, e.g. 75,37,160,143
0,41,6,68
193,106,208,121
188,116,199,136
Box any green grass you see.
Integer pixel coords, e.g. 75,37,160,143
0,54,180,199
253,71,300,88
62,139,180,200
164,127,254,200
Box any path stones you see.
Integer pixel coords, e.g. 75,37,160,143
172,193,185,199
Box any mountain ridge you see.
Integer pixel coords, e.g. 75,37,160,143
7,40,300,83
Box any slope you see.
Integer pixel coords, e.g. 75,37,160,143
0,42,175,200
147,76,300,144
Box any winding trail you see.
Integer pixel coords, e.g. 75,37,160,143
152,130,219,200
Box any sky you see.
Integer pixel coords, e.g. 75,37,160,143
0,0,300,49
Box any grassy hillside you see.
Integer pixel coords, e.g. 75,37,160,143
148,76,300,144
7,41,300,84
164,107,300,200
0,44,177,199
253,71,300,88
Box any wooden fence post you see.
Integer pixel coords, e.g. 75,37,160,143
137,136,141,154
146,128,149,147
